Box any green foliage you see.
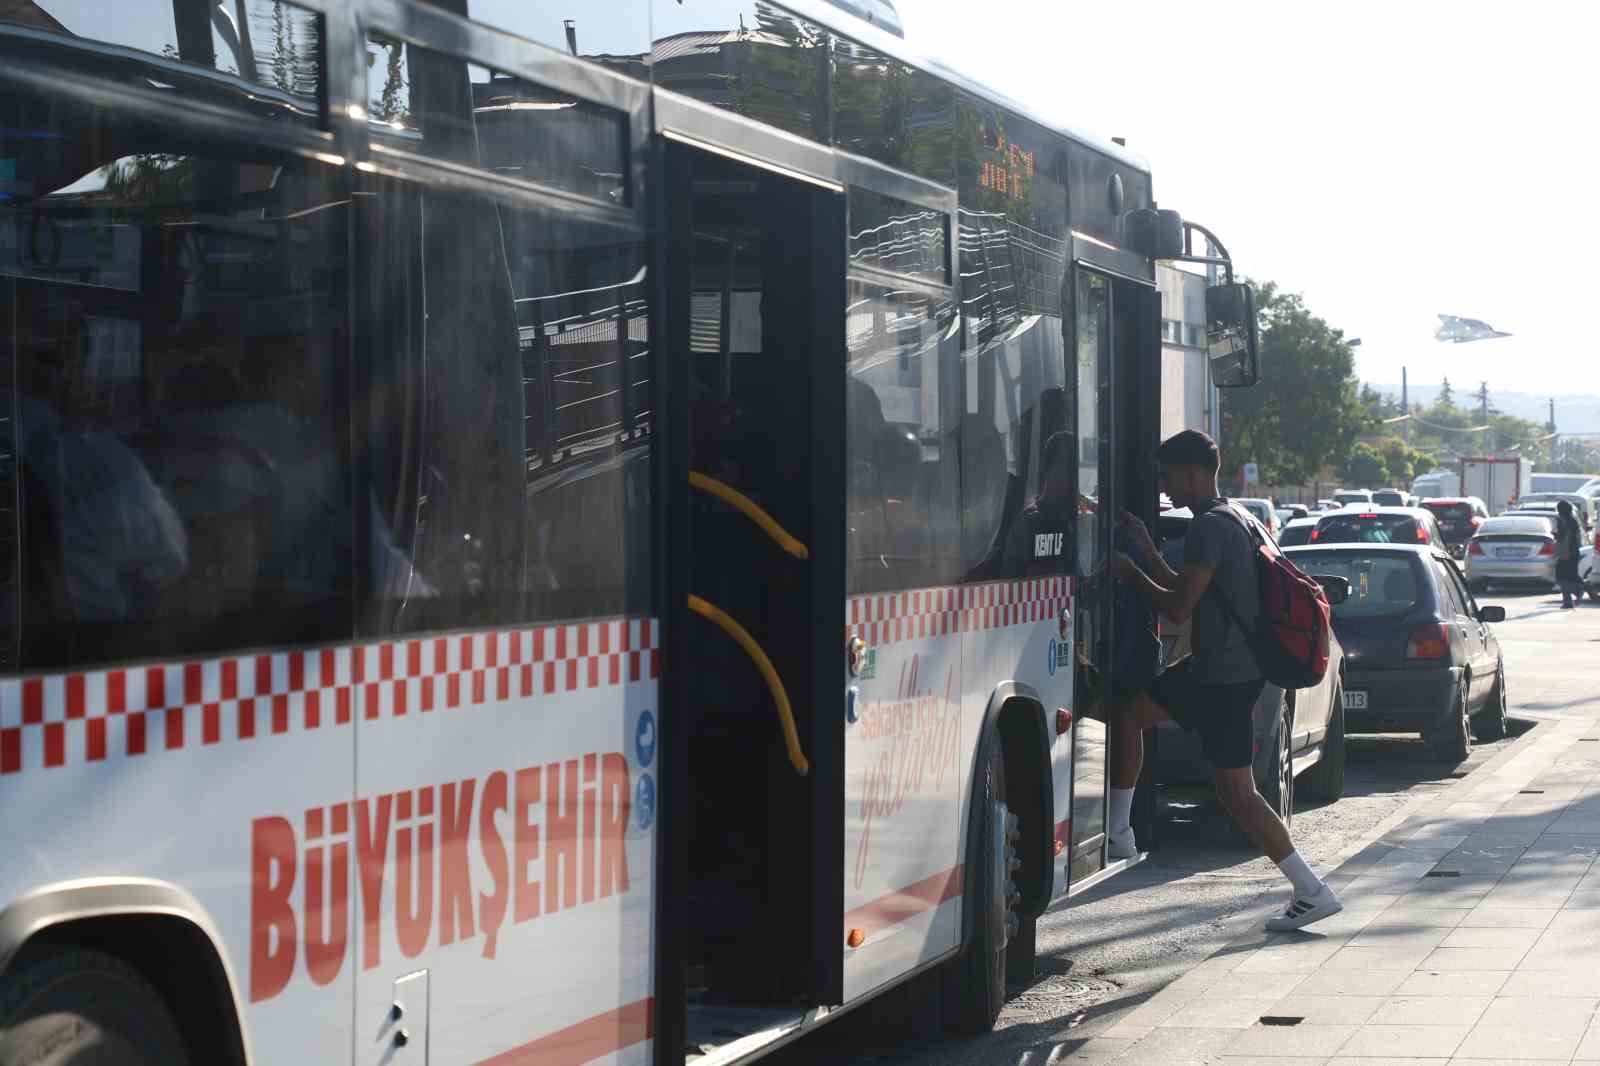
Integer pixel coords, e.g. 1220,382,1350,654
1220,282,1366,485
1339,442,1388,486
1547,437,1600,475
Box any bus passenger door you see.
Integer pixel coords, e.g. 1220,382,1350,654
659,136,847,1041
1067,270,1114,884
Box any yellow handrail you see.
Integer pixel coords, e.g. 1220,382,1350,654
689,471,809,560
687,594,809,776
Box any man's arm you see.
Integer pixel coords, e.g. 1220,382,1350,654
1116,554,1215,624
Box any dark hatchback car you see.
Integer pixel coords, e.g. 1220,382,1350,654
1419,497,1489,557
1283,544,1507,761
1311,506,1444,549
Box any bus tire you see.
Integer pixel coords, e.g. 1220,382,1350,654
0,946,190,1066
943,735,1011,1036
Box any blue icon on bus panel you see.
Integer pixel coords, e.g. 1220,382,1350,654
635,773,656,830
1047,638,1058,676
635,710,656,768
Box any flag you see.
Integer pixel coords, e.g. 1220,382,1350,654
1435,314,1511,343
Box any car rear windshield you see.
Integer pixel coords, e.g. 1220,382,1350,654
1423,501,1473,522
1333,493,1368,504
1278,524,1315,547
1289,552,1425,619
1372,491,1405,506
1315,513,1422,543
1479,516,1553,536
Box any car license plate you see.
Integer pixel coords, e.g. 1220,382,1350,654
1494,546,1527,558
1343,690,1368,710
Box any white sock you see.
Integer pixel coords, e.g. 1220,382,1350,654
1109,788,1136,836
1276,850,1324,898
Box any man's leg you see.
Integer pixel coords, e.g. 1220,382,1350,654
1107,693,1171,857
1213,765,1341,929
1211,765,1292,861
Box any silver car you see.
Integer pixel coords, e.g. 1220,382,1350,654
1465,515,1558,592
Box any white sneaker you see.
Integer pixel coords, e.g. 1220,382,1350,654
1265,884,1343,931
1108,826,1138,860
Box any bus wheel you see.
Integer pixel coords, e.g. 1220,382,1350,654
944,735,1014,1035
0,947,190,1066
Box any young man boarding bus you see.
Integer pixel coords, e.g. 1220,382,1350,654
1111,430,1342,931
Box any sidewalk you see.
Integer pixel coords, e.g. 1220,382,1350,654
1079,711,1600,1065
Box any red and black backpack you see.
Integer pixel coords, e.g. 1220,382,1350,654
1212,503,1331,689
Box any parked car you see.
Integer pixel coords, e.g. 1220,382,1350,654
1234,497,1280,539
1310,506,1445,548
1332,489,1373,507
1465,514,1559,592
1151,511,1349,824
1283,543,1508,758
1277,516,1322,547
1418,497,1490,558
1581,547,1600,603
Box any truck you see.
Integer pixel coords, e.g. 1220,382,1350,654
1461,456,1533,514
1412,469,1461,499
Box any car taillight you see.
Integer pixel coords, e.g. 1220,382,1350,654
1467,539,1484,555
1406,623,1450,660
1309,528,1322,542
1415,521,1430,542
1538,540,1556,556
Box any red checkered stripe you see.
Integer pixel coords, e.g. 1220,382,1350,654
847,576,1072,648
0,618,660,778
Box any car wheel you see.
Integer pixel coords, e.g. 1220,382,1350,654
1301,682,1346,802
0,947,190,1066
943,733,1014,1036
1255,697,1294,828
1427,679,1472,762
1473,666,1509,741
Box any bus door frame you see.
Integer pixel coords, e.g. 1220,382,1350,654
1064,242,1160,895
654,89,849,1044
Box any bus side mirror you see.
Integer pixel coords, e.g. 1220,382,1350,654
1206,282,1259,387
1314,575,1349,605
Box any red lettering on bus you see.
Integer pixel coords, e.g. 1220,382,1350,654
356,794,393,970
513,766,542,922
546,759,579,915
247,750,635,1001
438,778,476,946
478,771,510,959
249,816,297,1002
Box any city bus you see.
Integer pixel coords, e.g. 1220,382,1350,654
0,1,1257,1063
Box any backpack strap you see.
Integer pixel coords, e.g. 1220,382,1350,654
1201,501,1262,636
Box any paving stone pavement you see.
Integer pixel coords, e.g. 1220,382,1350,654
1079,709,1600,1065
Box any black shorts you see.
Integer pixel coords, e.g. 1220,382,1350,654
1145,660,1265,770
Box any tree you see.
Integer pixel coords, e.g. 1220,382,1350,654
1339,442,1388,486
1438,376,1455,407
1377,437,1431,486
1219,282,1367,485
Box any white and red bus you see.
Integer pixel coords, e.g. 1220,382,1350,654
0,1,1256,1063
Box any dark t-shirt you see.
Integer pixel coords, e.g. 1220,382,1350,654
1185,500,1262,684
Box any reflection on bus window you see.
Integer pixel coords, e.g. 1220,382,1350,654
1076,271,1109,577
1,128,353,669
957,206,1069,582
846,280,961,594
365,36,629,205
1,0,323,128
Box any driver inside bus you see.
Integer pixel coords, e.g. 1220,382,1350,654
1003,430,1075,576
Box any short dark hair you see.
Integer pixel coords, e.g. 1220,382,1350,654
1157,429,1220,475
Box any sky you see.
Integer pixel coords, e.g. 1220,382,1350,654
897,0,1600,402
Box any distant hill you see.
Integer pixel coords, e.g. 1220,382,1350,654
1363,384,1600,436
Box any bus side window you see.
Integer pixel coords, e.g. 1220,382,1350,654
3,139,354,670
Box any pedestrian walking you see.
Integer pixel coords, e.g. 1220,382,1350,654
1109,430,1342,931
1555,499,1583,609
